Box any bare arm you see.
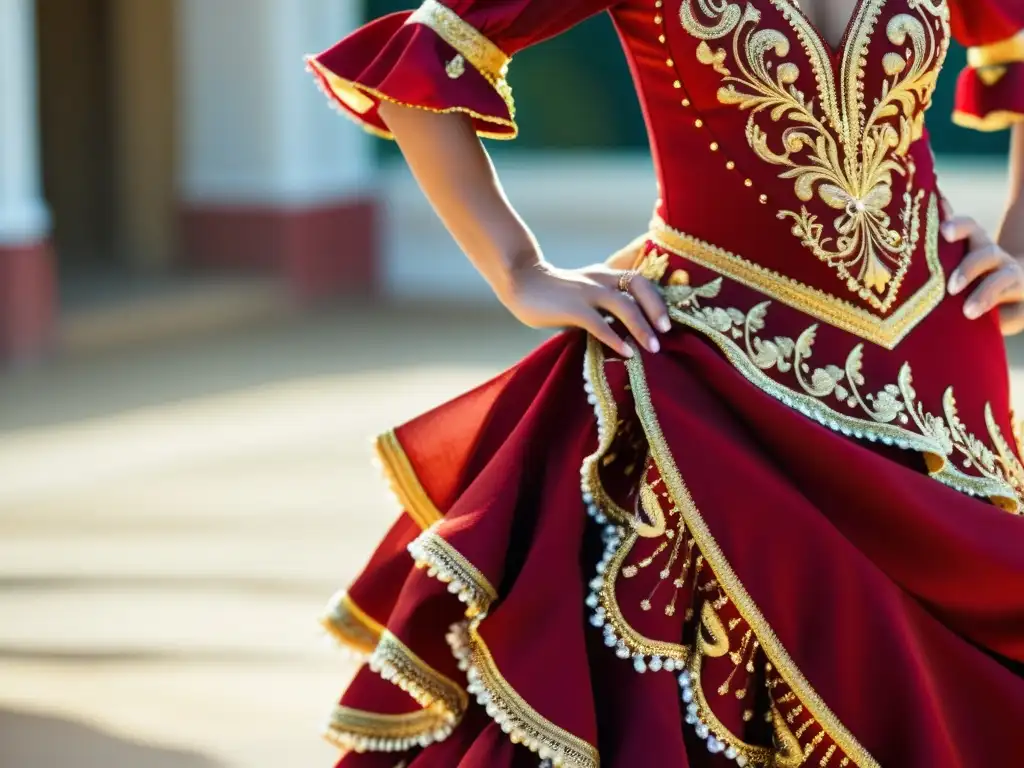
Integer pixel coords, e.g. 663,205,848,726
997,124,1024,256
377,102,669,356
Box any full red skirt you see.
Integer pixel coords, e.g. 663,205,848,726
320,327,1024,768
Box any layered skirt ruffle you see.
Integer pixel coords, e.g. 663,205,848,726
321,327,1024,768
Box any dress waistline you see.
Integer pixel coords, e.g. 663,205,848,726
646,201,946,352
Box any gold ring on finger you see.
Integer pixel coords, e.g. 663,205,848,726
618,270,638,293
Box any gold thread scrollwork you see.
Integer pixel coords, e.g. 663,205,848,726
657,271,1024,511
679,0,951,309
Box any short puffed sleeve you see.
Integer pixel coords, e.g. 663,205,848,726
306,0,617,140
949,0,1024,131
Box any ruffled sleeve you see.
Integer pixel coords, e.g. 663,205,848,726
306,0,616,140
949,0,1024,132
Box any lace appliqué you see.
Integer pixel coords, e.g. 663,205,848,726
680,0,951,310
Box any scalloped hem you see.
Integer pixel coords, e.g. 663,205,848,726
306,57,518,141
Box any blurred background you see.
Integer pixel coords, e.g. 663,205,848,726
0,1,1020,767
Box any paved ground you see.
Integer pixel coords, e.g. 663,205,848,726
0,305,538,768
1,298,1023,768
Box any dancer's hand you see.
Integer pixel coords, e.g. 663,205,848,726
499,261,670,358
944,214,1024,336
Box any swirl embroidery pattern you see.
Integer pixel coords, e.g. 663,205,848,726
680,0,951,312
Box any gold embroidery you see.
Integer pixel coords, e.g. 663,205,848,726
306,7,518,145
659,274,1024,511
407,0,511,86
324,705,455,753
321,591,385,656
375,430,444,530
369,630,468,724
581,334,634,526
648,192,944,350
446,54,466,79
449,621,599,768
680,0,950,309
409,523,498,617
624,349,881,767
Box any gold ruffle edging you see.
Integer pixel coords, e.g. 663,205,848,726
952,108,1024,132
321,590,386,657
325,705,458,754
621,344,881,768
409,525,600,768
374,429,444,530
305,54,517,141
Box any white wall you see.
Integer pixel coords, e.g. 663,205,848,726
0,0,49,245
177,0,371,207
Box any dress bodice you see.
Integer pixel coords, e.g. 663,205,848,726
308,0,1024,509
630,0,950,343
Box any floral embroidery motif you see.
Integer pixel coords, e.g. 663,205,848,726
680,0,951,311
446,54,466,79
660,276,1024,511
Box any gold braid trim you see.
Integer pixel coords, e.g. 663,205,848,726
305,57,517,141
375,430,444,530
408,522,498,618
647,197,944,352
952,109,1024,132
369,630,468,723
599,529,693,662
967,31,1024,68
449,621,600,768
407,0,511,85
624,349,881,768
321,591,385,656
324,705,455,753
307,0,517,141
409,524,599,767
581,336,634,525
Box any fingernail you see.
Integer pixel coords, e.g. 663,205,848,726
648,337,660,354
657,317,671,332
948,272,963,294
622,346,634,358
964,302,981,319
942,223,955,242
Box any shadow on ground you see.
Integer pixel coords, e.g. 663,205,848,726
0,708,225,768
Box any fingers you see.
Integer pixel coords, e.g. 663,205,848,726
1000,303,1024,336
941,215,986,246
627,275,672,333
949,243,1009,295
576,308,633,359
592,287,661,353
964,265,1024,319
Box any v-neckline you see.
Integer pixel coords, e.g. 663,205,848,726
786,0,871,59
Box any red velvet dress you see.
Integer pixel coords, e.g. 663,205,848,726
307,2,1024,766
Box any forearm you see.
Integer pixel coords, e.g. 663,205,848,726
378,102,540,299
998,124,1024,256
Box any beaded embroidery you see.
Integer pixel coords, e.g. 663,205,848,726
659,272,1024,511
680,0,950,311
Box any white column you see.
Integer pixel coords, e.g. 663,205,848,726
0,0,50,246
178,0,371,207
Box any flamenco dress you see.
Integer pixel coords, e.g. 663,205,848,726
306,1,1024,765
